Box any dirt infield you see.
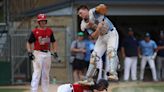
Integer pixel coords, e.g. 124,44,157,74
0,81,164,92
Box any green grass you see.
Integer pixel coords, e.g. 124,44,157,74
113,85,164,92
0,88,27,92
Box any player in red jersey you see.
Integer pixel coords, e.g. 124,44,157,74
26,13,58,92
57,79,109,92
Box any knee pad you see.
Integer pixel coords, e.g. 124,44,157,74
107,47,117,59
86,51,99,78
90,51,100,64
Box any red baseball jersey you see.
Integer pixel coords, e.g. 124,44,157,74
73,84,90,92
28,27,56,50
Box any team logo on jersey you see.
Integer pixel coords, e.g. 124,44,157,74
38,36,50,45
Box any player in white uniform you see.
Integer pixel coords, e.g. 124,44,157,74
77,4,119,84
139,33,158,81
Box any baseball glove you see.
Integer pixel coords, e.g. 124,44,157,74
96,4,108,15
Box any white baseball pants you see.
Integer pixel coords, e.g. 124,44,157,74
140,56,157,81
124,57,138,81
93,27,119,80
156,56,164,80
31,50,51,92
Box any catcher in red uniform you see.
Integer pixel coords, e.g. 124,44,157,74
57,79,109,92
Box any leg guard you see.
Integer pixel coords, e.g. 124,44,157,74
86,51,99,78
107,48,119,80
78,52,99,85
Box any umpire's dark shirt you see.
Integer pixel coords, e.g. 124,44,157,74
122,36,138,57
157,39,164,57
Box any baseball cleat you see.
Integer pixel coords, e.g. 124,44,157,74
78,79,94,86
108,74,118,81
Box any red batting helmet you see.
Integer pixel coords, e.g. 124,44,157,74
37,14,47,22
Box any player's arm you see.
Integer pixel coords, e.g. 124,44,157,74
157,41,164,51
26,32,36,60
138,42,142,58
26,32,35,52
157,46,164,51
50,33,57,52
90,21,106,39
121,47,125,58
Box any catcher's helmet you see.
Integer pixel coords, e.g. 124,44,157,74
57,84,73,92
95,79,109,91
37,13,47,22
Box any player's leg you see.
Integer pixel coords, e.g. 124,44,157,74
31,51,43,92
106,28,119,80
140,56,147,81
86,36,106,79
156,56,162,80
131,57,137,81
96,58,103,81
123,57,132,81
161,57,164,80
79,36,106,85
148,57,157,81
41,52,51,92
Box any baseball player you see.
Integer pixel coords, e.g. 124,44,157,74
26,13,58,92
156,31,164,80
139,32,158,81
57,79,109,92
121,28,139,81
77,4,119,84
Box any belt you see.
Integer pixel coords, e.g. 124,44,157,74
144,55,150,56
40,50,49,53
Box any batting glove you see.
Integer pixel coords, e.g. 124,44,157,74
51,52,61,63
28,52,35,61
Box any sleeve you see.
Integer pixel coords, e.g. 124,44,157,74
50,33,56,42
28,32,36,43
81,20,87,31
89,8,96,23
153,41,157,49
71,41,76,49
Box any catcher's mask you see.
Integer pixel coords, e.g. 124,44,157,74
95,79,109,91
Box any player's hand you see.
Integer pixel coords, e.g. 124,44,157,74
51,52,61,63
80,48,86,53
28,52,35,61
138,54,142,59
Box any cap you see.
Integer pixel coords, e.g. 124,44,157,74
77,32,84,36
145,32,150,37
128,27,133,32
160,30,163,36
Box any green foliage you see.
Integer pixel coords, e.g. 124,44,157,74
0,89,27,92
113,85,164,92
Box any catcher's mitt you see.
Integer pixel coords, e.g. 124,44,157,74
96,4,108,15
